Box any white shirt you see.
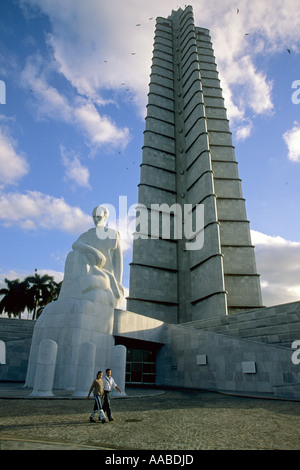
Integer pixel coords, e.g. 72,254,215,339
103,375,117,391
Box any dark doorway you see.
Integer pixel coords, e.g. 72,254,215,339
114,336,162,385
126,348,156,384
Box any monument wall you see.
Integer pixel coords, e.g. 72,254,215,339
0,318,35,382
156,321,300,399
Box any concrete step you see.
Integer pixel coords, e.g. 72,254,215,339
0,318,36,342
210,324,300,347
190,313,300,335
273,383,300,399
193,315,300,336
188,302,300,329
184,301,300,347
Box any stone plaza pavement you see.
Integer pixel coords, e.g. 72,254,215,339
0,382,300,450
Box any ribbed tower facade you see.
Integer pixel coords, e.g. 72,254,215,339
127,6,263,324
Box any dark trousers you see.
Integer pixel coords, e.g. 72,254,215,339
90,395,105,420
102,391,112,419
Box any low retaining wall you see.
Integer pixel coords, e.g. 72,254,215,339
0,318,35,381
156,323,300,399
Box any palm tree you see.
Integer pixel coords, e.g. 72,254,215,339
25,272,61,320
0,273,62,320
35,279,62,319
0,278,30,318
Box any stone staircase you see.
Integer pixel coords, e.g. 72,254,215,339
183,301,300,348
0,318,36,381
0,318,36,342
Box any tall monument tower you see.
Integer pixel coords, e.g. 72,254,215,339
127,6,263,324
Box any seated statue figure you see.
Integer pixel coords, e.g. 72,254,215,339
25,205,125,390
58,205,124,308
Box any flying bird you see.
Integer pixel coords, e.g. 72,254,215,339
287,49,291,53
131,52,136,55
237,8,239,14
136,24,140,26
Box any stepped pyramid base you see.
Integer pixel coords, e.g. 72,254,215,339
181,301,300,348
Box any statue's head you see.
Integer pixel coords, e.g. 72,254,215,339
92,205,109,227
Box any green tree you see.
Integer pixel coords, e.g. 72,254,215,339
0,278,30,318
35,280,62,319
25,273,61,320
0,273,62,320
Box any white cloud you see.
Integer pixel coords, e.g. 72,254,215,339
26,0,156,112
119,286,129,310
251,230,300,306
0,190,92,234
0,127,29,186
21,53,130,151
192,0,299,138
204,14,275,135
60,146,91,189
283,122,300,162
0,190,134,254
18,0,300,143
241,58,273,115
0,268,64,285
20,0,296,142
74,100,130,148
234,121,253,142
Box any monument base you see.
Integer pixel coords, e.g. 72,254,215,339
25,295,126,396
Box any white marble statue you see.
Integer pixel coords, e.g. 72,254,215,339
25,206,126,394
59,205,124,308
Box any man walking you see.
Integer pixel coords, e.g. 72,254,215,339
102,368,122,421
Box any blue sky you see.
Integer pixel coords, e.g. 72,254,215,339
1,0,300,315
